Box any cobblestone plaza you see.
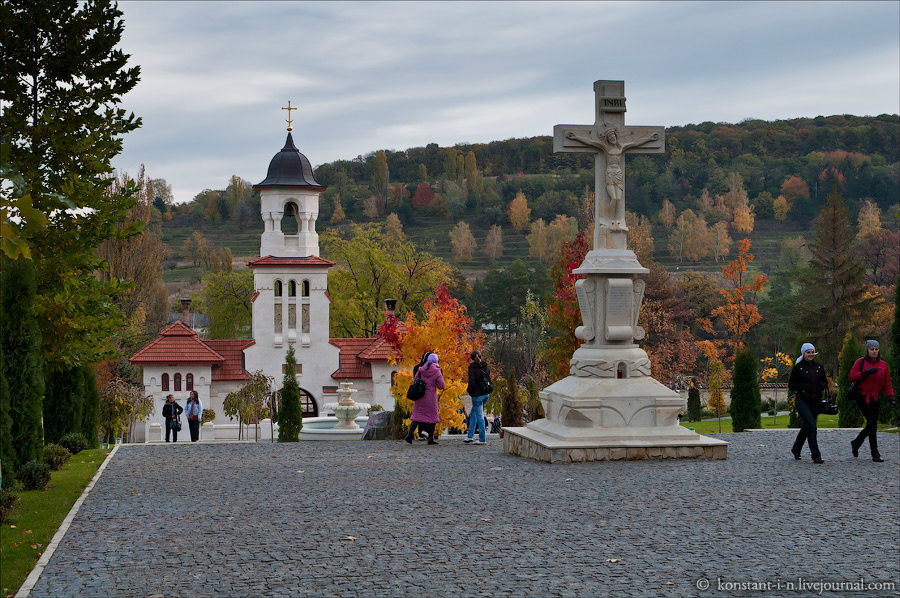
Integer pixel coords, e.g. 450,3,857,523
29,431,899,597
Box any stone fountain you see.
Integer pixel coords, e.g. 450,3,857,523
298,381,370,440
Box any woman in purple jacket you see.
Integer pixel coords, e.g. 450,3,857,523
405,353,445,445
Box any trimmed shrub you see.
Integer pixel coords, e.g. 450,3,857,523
81,366,100,448
0,488,19,523
730,346,762,432
500,371,524,428
58,432,88,455
19,460,51,491
367,404,384,415
687,386,702,422
277,346,302,442
43,444,72,470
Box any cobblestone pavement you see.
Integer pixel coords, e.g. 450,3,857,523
29,431,899,597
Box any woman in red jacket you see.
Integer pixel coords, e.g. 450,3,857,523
849,340,895,462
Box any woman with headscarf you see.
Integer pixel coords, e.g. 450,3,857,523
788,342,828,463
405,353,445,445
849,340,895,462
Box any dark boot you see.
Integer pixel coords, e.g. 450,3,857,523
425,424,438,445
404,423,416,444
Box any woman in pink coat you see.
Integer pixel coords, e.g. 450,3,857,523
405,353,445,445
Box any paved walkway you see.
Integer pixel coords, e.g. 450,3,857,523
29,431,899,597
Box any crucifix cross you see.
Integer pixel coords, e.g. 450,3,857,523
282,100,298,131
554,80,664,252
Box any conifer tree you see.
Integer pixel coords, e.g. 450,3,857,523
43,366,85,444
500,371,523,428
0,257,45,472
0,343,14,485
687,381,702,422
729,346,761,432
278,346,302,442
796,190,873,377
81,365,100,448
837,332,864,428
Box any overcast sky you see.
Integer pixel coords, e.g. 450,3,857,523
113,1,900,204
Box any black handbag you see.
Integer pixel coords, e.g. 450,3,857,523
482,369,493,395
846,359,865,403
818,399,839,415
407,375,426,401
169,416,182,432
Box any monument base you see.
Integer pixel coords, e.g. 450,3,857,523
502,375,728,463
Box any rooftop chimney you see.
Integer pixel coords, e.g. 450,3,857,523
384,298,397,316
181,298,191,325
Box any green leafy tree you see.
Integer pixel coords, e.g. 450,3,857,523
322,224,450,338
890,279,900,426
729,346,761,432
223,371,272,441
372,150,389,205
796,190,874,377
1,257,45,476
2,0,143,370
837,332,865,428
0,341,14,485
197,269,254,339
277,347,302,442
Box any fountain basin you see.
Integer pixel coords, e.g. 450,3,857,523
297,414,370,441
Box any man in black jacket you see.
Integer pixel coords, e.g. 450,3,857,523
788,343,829,463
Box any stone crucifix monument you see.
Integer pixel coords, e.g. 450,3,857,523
502,80,727,463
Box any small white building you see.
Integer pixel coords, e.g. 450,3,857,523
130,130,399,441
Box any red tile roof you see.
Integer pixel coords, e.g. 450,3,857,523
248,255,335,268
329,338,373,379
206,340,255,381
357,336,399,362
130,322,225,365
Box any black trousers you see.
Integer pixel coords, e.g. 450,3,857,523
853,399,880,456
188,419,200,442
792,399,820,460
165,421,178,442
406,421,436,441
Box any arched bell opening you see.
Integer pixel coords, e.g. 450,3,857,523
281,201,300,234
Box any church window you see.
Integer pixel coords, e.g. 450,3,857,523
302,304,310,333
283,362,302,375
274,280,282,297
186,373,194,391
162,373,169,391
174,373,182,391
289,280,296,297
302,280,310,297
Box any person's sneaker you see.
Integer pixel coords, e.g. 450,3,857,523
473,440,486,445
463,438,474,443
812,457,824,464
872,454,884,462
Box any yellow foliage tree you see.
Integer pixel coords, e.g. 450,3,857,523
711,221,732,263
625,211,654,264
385,212,404,242
772,194,791,220
390,287,483,435
526,218,549,261
449,221,476,261
508,191,531,232
658,199,676,229
732,199,755,234
330,197,346,224
483,224,503,261
856,199,882,238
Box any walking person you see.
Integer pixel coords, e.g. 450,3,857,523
185,390,203,442
162,394,183,443
465,351,491,445
789,343,829,463
849,340,895,462
405,353,444,445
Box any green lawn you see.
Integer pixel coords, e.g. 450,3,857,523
1,448,110,596
680,414,900,434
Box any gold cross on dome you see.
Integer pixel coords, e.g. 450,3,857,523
282,100,298,131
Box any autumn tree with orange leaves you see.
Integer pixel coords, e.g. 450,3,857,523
390,286,483,436
697,239,767,365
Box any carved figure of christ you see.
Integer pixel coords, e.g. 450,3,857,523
553,81,664,252
564,127,660,231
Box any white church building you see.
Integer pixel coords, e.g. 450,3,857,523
130,131,399,441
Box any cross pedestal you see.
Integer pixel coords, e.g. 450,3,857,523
503,80,727,463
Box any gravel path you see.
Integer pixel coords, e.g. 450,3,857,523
28,430,900,597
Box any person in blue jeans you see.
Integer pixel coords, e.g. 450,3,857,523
464,351,492,445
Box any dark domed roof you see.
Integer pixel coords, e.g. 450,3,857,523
254,132,326,191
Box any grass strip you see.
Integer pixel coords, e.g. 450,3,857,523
1,448,110,597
